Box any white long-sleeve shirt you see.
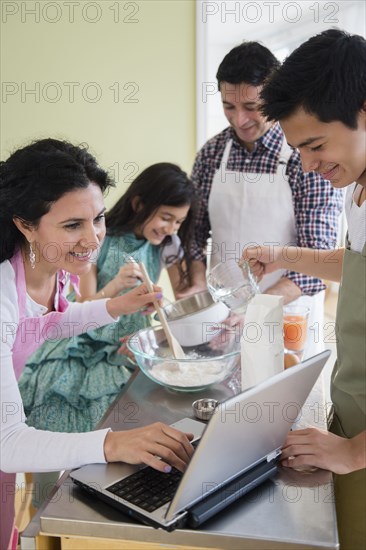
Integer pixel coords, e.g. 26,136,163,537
0,259,117,473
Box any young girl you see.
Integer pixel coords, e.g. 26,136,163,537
19,162,197,434
0,141,194,549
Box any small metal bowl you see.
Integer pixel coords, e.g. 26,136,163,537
156,291,230,347
192,398,219,421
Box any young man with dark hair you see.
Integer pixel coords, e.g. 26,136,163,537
184,41,343,357
244,29,365,550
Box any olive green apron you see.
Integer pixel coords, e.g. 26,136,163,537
331,237,366,438
330,235,366,550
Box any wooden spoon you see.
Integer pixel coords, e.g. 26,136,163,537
138,262,187,360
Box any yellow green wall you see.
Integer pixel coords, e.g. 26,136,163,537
0,0,196,210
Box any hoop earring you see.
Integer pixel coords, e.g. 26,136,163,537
29,242,36,269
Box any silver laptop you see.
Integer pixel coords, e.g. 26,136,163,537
70,350,330,530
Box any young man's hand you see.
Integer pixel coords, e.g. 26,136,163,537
281,428,366,474
241,245,284,281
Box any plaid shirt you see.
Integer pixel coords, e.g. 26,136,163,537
191,124,343,296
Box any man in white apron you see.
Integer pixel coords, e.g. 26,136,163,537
185,41,343,357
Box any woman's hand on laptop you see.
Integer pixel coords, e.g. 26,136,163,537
103,423,195,473
281,428,366,474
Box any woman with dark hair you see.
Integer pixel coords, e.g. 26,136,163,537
19,162,197,434
0,140,194,550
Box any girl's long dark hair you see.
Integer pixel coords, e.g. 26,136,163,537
105,163,198,287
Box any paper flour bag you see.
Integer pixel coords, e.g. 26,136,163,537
241,295,284,390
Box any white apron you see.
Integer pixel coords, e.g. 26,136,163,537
208,137,324,357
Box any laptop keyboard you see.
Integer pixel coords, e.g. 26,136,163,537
106,467,183,512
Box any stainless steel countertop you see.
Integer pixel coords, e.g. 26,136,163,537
21,365,339,549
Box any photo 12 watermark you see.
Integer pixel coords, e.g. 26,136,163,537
200,1,340,25
1,81,140,104
201,477,335,505
107,161,140,184
1,1,140,24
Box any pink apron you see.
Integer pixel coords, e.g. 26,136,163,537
1,250,78,550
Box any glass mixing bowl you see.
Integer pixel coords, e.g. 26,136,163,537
127,325,241,392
